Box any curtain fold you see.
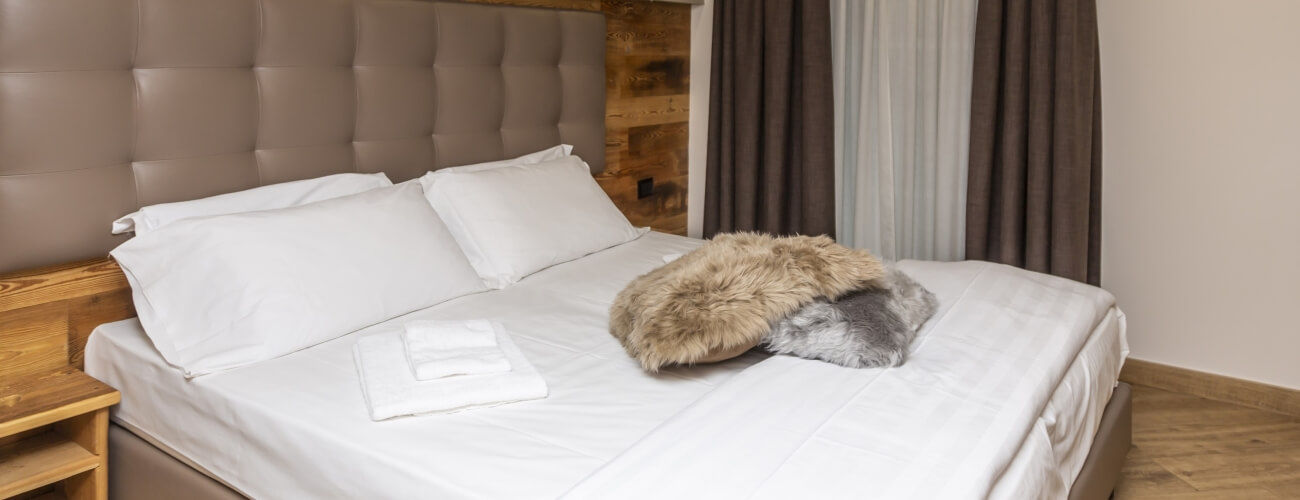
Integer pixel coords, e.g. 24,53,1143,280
966,0,1103,285
704,0,836,238
832,0,976,261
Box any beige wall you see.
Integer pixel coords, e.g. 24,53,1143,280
687,0,713,238
1098,0,1300,389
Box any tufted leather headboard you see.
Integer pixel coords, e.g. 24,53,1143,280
0,0,606,274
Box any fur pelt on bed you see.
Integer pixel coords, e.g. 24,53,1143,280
766,264,938,368
609,232,885,372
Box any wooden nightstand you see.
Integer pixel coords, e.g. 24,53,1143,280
0,368,120,500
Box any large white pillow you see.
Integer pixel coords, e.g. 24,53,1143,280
112,172,392,235
110,183,486,377
420,155,647,289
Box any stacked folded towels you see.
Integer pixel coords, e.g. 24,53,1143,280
353,320,549,421
403,320,513,379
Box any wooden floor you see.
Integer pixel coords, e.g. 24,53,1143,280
1115,385,1300,499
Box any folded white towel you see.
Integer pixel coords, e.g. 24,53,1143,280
354,322,548,421
402,320,512,379
403,319,498,350
409,348,513,380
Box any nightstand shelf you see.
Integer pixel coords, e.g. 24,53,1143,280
0,431,99,497
0,368,119,500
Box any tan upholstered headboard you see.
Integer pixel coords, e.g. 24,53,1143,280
0,0,606,274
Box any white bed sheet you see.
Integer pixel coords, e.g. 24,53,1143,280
86,232,1126,499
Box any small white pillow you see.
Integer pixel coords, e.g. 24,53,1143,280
111,183,486,377
112,172,392,235
420,155,647,289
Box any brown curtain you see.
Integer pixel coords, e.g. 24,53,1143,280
704,0,835,238
966,0,1103,285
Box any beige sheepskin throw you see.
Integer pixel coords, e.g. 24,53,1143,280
609,232,885,372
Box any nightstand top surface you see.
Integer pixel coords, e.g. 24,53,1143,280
0,368,119,437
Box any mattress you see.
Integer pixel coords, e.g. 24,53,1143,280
85,232,1126,499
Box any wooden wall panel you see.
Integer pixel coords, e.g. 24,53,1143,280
463,0,692,234
598,0,691,234
64,291,134,369
604,121,688,232
0,305,68,379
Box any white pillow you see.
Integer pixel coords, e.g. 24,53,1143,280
112,172,393,235
110,183,486,377
420,155,648,289
436,144,572,174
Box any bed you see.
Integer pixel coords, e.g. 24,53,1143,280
0,0,1131,498
85,232,1129,499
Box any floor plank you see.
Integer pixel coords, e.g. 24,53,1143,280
1115,385,1300,499
1122,488,1287,500
1266,479,1300,498
1154,452,1300,491
1113,457,1199,498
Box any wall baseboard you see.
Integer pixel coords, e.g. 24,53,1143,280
1120,358,1300,418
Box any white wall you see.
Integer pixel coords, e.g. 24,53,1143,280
687,0,713,238
1098,0,1300,389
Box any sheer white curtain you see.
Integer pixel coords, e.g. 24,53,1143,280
831,0,977,261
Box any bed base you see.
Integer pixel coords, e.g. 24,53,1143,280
108,425,244,500
109,383,1132,499
1068,382,1133,500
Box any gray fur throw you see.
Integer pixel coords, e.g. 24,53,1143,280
767,264,938,368
609,232,886,372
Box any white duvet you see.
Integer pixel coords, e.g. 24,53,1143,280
565,260,1126,500
85,232,1126,499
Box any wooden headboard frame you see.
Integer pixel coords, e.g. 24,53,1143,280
0,260,133,379
0,0,692,381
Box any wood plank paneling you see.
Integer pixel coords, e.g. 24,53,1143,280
0,306,69,380
0,260,131,379
600,0,691,232
597,121,688,234
606,95,690,129
598,0,691,234
0,260,127,316
63,292,134,370
616,55,689,97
